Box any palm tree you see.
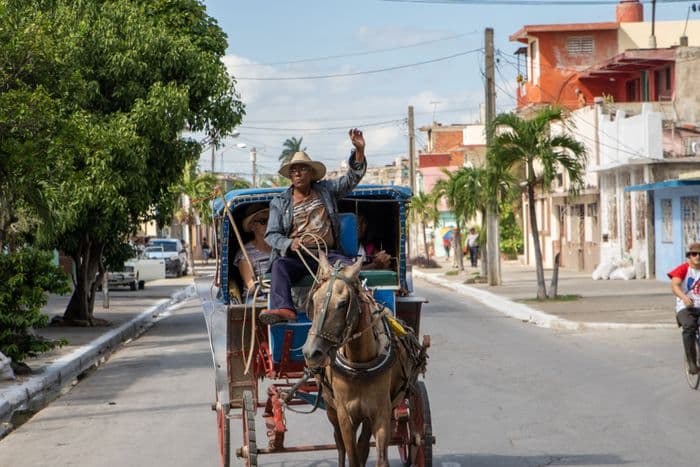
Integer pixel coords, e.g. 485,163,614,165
278,137,306,164
174,161,217,275
488,106,587,299
408,191,439,260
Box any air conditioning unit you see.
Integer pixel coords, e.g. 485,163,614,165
684,138,699,156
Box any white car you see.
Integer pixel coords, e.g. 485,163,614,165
103,257,166,290
145,238,188,277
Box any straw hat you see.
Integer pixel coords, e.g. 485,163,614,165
278,151,326,181
687,242,700,256
242,205,270,233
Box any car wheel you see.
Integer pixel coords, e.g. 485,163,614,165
138,280,145,290
130,280,137,291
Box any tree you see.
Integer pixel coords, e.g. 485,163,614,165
173,162,218,276
278,137,306,164
407,191,439,260
0,1,244,325
489,106,587,299
258,174,291,188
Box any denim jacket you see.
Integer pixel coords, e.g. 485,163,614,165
265,150,366,268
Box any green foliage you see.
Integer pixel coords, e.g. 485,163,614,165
278,137,306,163
499,208,523,256
0,249,70,364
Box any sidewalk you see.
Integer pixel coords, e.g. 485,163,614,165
0,265,213,438
413,258,675,330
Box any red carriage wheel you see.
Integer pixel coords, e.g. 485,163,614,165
215,399,230,467
242,390,258,467
399,381,433,467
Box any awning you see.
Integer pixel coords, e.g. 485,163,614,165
624,179,700,192
579,48,675,80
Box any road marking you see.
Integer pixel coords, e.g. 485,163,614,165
442,463,461,467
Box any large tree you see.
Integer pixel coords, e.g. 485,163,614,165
489,107,587,299
278,136,305,164
1,0,244,324
407,191,439,260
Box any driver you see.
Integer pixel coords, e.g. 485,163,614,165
260,128,367,325
668,242,700,375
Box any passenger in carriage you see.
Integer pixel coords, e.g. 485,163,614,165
233,204,271,301
357,213,391,270
260,128,367,324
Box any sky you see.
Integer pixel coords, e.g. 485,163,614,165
197,0,692,181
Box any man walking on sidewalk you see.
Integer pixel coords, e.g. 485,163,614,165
668,242,700,375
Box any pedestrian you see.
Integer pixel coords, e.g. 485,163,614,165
259,128,367,324
442,237,451,259
466,227,479,267
668,242,700,375
201,237,211,265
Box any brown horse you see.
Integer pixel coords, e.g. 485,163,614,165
302,253,423,467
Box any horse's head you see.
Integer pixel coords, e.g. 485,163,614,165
302,251,363,368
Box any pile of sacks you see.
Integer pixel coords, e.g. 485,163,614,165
592,258,646,280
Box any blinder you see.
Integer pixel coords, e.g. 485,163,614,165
310,260,361,346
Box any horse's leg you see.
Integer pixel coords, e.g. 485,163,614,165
372,408,392,467
358,419,372,466
326,404,346,467
337,409,361,467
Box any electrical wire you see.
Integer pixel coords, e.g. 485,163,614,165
235,48,483,80
234,30,480,67
240,118,405,132
383,0,687,5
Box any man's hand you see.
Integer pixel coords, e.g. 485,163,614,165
290,238,302,252
372,250,391,269
349,128,365,162
683,295,694,308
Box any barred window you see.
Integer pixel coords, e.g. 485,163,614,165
567,37,594,55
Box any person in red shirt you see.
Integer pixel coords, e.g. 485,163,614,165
668,242,700,375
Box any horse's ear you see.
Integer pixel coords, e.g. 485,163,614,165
348,257,363,278
317,250,331,273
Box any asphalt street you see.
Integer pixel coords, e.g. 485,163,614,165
0,277,697,467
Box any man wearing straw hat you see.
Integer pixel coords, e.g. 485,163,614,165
260,128,366,324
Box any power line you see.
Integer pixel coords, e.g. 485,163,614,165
235,48,483,81
234,30,480,67
240,118,405,132
383,0,687,5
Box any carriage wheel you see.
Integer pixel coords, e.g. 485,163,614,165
215,401,230,467
243,390,258,466
684,339,700,390
399,381,433,467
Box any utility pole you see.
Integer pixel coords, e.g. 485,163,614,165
408,105,416,193
250,147,257,187
485,27,501,286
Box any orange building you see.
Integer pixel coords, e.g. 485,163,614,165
511,0,679,110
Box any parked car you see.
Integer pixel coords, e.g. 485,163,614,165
101,254,166,291
145,238,188,277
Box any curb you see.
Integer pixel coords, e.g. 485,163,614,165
412,270,675,331
0,283,197,438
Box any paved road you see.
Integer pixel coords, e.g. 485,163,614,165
1,277,697,466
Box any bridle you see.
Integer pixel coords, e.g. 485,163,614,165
308,261,362,347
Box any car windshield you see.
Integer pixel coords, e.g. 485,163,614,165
149,241,177,252
145,246,164,253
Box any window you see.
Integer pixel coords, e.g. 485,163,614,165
567,36,594,55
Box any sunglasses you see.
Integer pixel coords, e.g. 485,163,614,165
689,252,700,257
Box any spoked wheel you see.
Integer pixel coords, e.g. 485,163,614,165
398,381,433,467
684,338,700,390
242,390,258,466
215,401,230,467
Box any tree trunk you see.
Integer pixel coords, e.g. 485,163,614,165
421,222,429,260
486,204,501,286
527,182,547,299
549,252,560,298
63,237,104,325
454,228,464,271
188,222,196,276
480,210,488,278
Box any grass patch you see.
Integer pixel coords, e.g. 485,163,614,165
519,294,582,303
445,270,459,276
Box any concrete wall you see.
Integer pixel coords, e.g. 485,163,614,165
598,103,663,170
653,186,700,282
618,20,700,51
674,47,700,125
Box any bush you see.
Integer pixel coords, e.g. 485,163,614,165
409,256,440,268
0,248,70,364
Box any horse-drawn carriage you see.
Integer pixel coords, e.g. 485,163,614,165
199,185,433,466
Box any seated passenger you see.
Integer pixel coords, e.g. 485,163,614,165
233,205,272,301
357,213,391,270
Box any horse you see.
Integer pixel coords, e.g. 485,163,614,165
302,252,426,467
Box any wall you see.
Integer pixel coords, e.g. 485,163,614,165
653,186,700,282
674,47,700,125
618,20,700,51
598,103,663,170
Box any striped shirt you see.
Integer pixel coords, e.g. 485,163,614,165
290,191,335,248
